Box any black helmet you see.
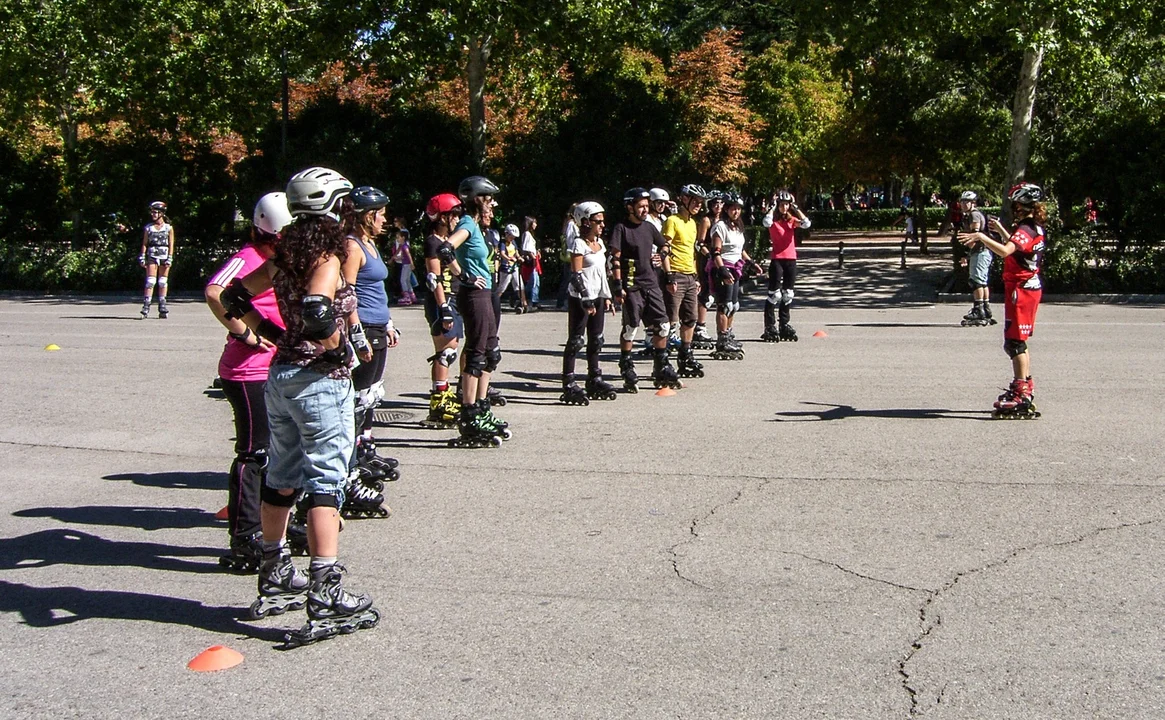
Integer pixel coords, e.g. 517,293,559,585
722,191,743,208
1008,182,1044,205
351,186,389,212
458,175,499,202
623,187,650,205
679,184,706,199
775,190,794,203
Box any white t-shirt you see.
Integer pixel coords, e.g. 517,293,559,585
521,231,538,255
564,220,578,249
645,215,663,231
568,236,611,300
711,221,746,264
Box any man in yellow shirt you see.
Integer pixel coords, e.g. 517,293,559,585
661,184,708,379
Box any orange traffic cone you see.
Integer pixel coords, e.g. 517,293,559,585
187,645,244,672
214,505,229,520
655,387,676,397
812,330,828,338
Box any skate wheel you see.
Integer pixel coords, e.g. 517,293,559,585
489,436,503,448
375,506,389,517
387,469,400,482
500,428,514,440
448,439,459,448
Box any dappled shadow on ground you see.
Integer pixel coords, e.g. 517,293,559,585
58,315,144,321
103,470,225,491
0,580,284,640
824,322,956,328
0,528,221,574
772,401,991,422
13,506,220,531
732,258,950,310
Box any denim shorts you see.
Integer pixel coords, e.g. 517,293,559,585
264,364,354,503
968,247,992,287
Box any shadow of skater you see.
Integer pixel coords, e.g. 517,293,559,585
103,471,226,491
0,580,285,640
772,401,991,422
0,529,222,574
13,506,221,531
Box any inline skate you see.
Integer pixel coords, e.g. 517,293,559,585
448,402,504,448
761,326,781,343
778,324,799,342
486,386,507,407
711,333,745,361
652,348,683,389
282,564,379,648
478,398,512,439
560,374,590,406
219,531,263,573
356,437,400,482
726,328,745,353
158,300,169,319
421,388,460,429
618,353,639,394
139,301,150,319
691,323,715,350
248,550,309,619
585,371,618,401
676,346,705,378
992,378,1040,420
961,304,996,327
341,471,390,518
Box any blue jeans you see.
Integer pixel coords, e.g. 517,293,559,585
264,364,354,503
527,272,541,305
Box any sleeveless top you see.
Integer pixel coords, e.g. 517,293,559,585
272,275,357,380
351,236,390,326
145,223,171,258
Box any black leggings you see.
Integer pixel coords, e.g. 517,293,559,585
350,324,388,434
767,259,797,292
220,378,268,540
563,297,606,380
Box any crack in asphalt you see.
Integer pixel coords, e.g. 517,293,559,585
897,518,1160,718
665,483,754,590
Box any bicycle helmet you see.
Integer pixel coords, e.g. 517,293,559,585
425,193,462,221
572,201,605,225
623,187,651,205
959,191,978,203
351,186,389,213
649,188,670,203
252,192,293,236
458,175,499,202
775,190,794,203
722,192,744,208
679,184,706,199
286,167,353,218
1008,183,1044,205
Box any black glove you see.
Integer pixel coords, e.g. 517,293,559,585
716,265,733,282
665,272,678,285
439,303,454,325
610,276,624,296
581,298,596,311
319,342,354,367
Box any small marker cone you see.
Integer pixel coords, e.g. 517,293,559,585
812,330,828,338
187,645,243,672
655,387,676,397
45,344,61,351
214,505,230,520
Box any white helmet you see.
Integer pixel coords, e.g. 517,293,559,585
286,167,353,219
504,223,520,238
252,192,294,235
572,201,605,225
959,191,978,203
649,188,670,203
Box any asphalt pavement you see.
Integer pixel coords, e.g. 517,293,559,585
0,290,1162,719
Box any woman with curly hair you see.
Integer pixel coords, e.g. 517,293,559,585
219,167,379,645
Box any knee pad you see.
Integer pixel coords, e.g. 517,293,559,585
145,276,157,287
655,322,671,340
622,324,639,343
566,334,585,355
1004,339,1027,358
370,380,386,407
767,290,780,304
587,333,604,353
781,289,794,305
303,492,339,510
484,345,501,373
260,479,298,507
464,349,486,377
728,302,740,317
429,347,458,368
157,277,168,287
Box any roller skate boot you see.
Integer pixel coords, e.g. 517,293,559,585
761,326,781,343
961,305,991,327
691,324,715,350
618,352,639,394
486,386,507,407
248,549,309,619
778,324,798,342
283,564,379,648
341,471,390,518
652,348,683,389
356,437,400,481
992,378,1040,419
983,303,997,325
560,375,590,406
726,328,745,353
422,388,460,429
158,300,169,319
449,402,503,448
478,398,512,439
711,334,745,361
585,371,618,401
677,346,705,378
139,301,150,319
219,531,263,573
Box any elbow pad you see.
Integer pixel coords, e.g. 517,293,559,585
220,278,256,320
437,241,456,265
658,243,672,258
301,295,337,340
426,272,439,291
570,271,587,296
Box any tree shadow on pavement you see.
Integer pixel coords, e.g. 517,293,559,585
0,529,221,574
103,471,225,491
13,506,221,531
772,402,992,422
0,580,285,641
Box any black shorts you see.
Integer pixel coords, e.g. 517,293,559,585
457,286,498,357
622,285,668,330
714,269,742,307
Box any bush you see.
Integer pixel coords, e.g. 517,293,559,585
806,207,1002,230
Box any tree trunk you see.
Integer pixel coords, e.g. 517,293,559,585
467,35,492,172
913,172,927,254
1002,16,1053,225
59,108,81,250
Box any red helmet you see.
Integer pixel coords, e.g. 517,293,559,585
426,193,462,221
